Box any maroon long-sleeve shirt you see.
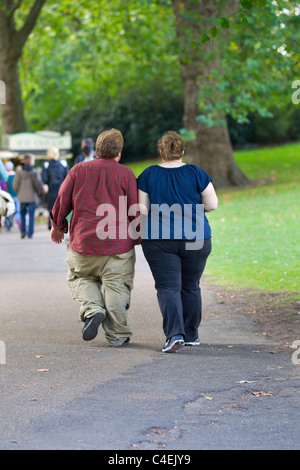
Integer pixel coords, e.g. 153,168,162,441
50,157,138,255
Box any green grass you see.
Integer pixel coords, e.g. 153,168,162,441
127,158,159,177
127,143,300,295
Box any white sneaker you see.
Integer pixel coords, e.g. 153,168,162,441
185,338,200,346
162,335,185,353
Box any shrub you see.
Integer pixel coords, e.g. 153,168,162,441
57,84,183,163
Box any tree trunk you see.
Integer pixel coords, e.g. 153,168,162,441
0,0,47,135
0,56,27,134
172,0,249,188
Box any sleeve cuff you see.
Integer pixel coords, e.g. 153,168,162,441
49,211,69,234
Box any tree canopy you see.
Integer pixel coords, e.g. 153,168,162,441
18,0,180,129
0,0,299,166
15,1,299,127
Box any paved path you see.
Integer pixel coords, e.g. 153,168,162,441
0,224,299,450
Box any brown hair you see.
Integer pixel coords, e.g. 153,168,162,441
96,129,124,159
158,131,184,161
24,153,35,166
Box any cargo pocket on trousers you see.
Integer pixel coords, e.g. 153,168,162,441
67,272,80,299
124,279,134,310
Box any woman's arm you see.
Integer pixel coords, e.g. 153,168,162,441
138,189,150,215
201,182,218,212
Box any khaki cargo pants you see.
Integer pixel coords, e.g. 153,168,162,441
67,247,135,346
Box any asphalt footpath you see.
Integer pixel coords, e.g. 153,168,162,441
0,223,299,451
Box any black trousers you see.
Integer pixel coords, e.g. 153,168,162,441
142,238,211,342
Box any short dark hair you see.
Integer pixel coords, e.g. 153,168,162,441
82,145,93,157
96,129,124,159
24,153,35,165
83,137,94,148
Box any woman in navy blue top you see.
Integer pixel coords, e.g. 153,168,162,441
137,131,218,353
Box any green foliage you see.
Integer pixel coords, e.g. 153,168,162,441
200,0,268,45
12,0,300,157
56,84,183,162
197,1,300,127
251,105,300,145
240,0,254,10
20,0,181,131
209,27,218,38
219,17,231,29
180,128,196,142
228,102,300,147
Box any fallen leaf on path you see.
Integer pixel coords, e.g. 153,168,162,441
237,380,258,384
37,369,50,372
152,429,164,434
251,391,272,397
205,397,213,400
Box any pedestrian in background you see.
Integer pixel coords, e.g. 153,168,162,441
13,154,42,239
138,131,218,353
82,144,94,162
4,161,21,231
0,159,8,231
42,147,69,229
0,159,8,183
74,137,97,165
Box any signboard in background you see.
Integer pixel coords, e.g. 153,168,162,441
1,130,72,159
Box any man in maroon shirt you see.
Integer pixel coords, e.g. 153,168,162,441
50,129,138,346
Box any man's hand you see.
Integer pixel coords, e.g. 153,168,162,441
51,226,64,244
